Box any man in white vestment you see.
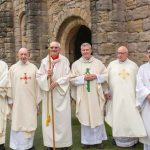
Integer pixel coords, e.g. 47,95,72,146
0,60,9,150
70,43,108,149
36,41,72,150
7,48,41,150
136,45,150,150
105,46,146,148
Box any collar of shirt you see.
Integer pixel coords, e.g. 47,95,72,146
18,60,29,65
51,55,59,60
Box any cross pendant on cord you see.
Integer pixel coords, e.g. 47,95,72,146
20,73,31,84
118,69,130,80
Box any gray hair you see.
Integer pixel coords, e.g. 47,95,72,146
80,43,92,50
50,41,61,48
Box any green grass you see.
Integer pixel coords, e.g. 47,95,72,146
5,103,143,150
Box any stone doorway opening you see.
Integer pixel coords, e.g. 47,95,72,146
56,17,91,64
67,25,91,64
74,25,91,61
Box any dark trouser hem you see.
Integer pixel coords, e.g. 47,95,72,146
0,144,5,150
27,146,35,150
46,147,70,150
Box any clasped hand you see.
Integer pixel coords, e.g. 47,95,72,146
47,69,58,89
47,69,53,79
84,74,96,81
50,81,58,89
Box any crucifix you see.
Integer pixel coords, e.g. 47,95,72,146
20,73,31,84
118,69,130,80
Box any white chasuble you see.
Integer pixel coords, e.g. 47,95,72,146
70,56,108,128
36,55,72,148
0,60,9,144
70,56,108,145
136,62,150,146
105,59,146,138
7,61,41,149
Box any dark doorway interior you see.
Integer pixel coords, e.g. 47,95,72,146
74,25,91,61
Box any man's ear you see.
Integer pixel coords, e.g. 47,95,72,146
28,51,30,58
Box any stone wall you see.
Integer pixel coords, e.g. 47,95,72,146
0,0,15,65
0,0,150,66
91,0,150,65
46,0,91,59
126,0,150,65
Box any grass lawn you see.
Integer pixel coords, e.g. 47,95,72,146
5,103,143,150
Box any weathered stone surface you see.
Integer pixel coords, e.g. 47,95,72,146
96,11,109,22
136,0,150,6
126,0,137,9
98,21,126,32
140,31,150,42
127,20,143,33
129,52,148,66
97,33,107,44
127,33,139,43
137,42,150,52
132,6,149,20
97,43,116,55
108,32,128,43
109,10,125,22
96,0,113,11
143,18,150,31
127,43,138,52
0,0,150,66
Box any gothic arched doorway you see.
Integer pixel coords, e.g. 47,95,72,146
56,17,91,64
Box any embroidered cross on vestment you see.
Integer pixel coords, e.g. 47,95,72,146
118,69,130,80
20,73,31,84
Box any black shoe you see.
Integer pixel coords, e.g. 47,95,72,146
27,146,35,150
62,147,70,150
130,143,138,149
112,138,116,145
46,147,53,150
0,144,5,150
95,143,104,149
81,144,90,149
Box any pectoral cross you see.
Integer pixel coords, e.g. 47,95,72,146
20,73,31,84
85,68,90,92
118,69,130,80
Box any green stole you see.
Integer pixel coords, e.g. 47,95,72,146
85,68,90,92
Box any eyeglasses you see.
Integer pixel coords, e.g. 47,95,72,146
116,52,127,55
50,47,59,50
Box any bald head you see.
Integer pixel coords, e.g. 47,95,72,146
18,48,28,54
49,41,61,57
117,46,128,62
117,46,128,53
18,47,29,64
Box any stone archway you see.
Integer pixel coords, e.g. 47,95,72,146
20,13,27,47
56,17,91,64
